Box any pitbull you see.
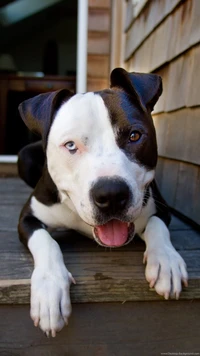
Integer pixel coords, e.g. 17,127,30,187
18,68,188,337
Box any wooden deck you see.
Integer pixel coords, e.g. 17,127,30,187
1,177,200,303
0,177,200,355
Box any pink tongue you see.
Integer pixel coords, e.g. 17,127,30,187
96,220,128,247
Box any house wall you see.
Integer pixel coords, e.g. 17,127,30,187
123,0,200,224
87,0,111,91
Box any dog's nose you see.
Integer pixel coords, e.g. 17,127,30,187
91,177,130,213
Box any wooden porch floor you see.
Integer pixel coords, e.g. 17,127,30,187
1,177,200,303
1,177,200,355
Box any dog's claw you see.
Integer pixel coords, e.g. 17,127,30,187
64,317,69,325
51,330,56,338
183,279,188,287
34,318,39,327
143,253,147,264
69,272,76,284
175,291,180,300
164,292,169,300
45,331,50,338
149,279,156,288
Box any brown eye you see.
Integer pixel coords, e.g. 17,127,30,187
129,131,141,142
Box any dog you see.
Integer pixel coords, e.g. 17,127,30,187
18,68,188,337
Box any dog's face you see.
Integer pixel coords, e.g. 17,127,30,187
19,68,162,247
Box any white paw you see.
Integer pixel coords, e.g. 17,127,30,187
143,245,188,299
30,266,75,337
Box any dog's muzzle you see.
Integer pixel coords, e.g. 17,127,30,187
90,177,135,247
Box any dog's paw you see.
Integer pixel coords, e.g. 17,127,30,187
30,266,75,337
143,245,188,299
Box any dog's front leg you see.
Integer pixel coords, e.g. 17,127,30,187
141,216,188,299
18,213,75,337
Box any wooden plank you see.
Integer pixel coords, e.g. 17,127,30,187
88,8,110,32
126,33,154,73
87,54,109,78
175,161,200,223
163,53,191,112
0,163,18,176
0,226,200,303
153,113,168,158
87,77,108,91
125,0,180,54
0,302,200,355
1,249,200,304
153,66,169,114
170,215,192,231
88,31,110,55
153,45,200,113
156,157,200,225
125,0,200,71
167,0,193,62
154,108,200,166
185,46,200,107
156,158,180,208
88,0,110,9
189,0,200,46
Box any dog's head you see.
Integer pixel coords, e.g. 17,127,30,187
19,68,162,247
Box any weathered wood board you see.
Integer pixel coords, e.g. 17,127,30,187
126,0,200,71
0,301,200,355
156,158,200,224
87,0,110,91
125,0,181,52
87,55,109,78
153,108,200,166
88,7,110,32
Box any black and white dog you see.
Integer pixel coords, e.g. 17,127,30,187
18,68,188,337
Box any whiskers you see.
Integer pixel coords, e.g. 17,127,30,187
143,187,168,212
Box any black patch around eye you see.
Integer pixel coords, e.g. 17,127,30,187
98,89,158,169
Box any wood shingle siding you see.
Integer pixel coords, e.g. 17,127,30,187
125,0,182,59
124,0,200,225
156,158,200,223
153,108,200,166
126,0,200,69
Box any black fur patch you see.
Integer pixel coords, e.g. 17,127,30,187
98,89,158,169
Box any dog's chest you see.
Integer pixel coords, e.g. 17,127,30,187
31,196,93,238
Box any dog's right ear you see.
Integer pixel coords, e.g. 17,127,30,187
18,89,73,149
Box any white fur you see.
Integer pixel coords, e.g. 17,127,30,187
31,196,92,238
142,216,188,299
28,229,74,337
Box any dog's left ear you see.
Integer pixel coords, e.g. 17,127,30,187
110,68,162,112
18,89,73,149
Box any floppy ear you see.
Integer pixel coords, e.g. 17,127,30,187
18,89,73,149
110,67,162,112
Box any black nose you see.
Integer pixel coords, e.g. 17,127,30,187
91,177,131,213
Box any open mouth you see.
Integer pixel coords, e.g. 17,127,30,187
93,219,135,248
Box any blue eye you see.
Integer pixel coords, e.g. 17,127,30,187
65,141,77,152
